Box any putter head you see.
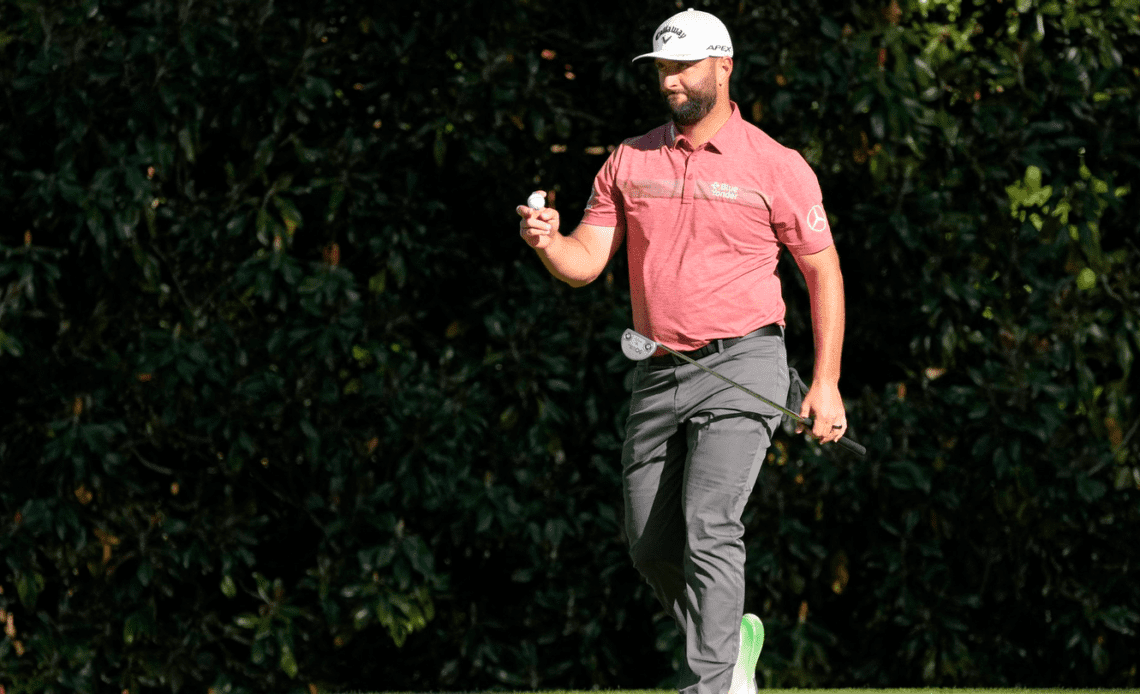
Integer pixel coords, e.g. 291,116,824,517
621,329,658,361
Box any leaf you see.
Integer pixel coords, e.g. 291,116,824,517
1100,605,1139,636
387,253,406,288
273,196,303,236
16,571,46,609
1076,475,1107,503
136,561,153,586
0,329,24,357
256,208,275,246
254,572,271,602
820,16,841,40
368,271,386,295
123,612,143,645
226,212,248,236
473,505,494,533
279,644,299,678
403,535,435,577
376,545,396,568
433,136,446,168
178,127,195,163
327,183,346,222
884,461,932,494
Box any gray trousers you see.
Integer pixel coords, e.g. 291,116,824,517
622,333,788,694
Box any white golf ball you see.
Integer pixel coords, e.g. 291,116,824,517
527,192,545,210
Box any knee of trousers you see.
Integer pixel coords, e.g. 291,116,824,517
628,536,683,583
687,515,748,557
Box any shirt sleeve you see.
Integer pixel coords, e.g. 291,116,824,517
771,152,834,257
579,146,623,228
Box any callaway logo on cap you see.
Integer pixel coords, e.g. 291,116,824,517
633,8,734,63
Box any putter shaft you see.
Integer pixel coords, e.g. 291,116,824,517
655,342,867,458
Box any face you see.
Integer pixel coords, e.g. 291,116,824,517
656,58,719,126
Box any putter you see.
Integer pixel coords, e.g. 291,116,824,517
622,329,867,457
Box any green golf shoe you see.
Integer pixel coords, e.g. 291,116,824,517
728,613,764,694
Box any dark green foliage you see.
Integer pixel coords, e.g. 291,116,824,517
1,0,1137,692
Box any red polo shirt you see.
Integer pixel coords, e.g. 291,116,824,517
581,102,834,352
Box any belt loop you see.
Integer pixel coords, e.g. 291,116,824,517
716,338,724,353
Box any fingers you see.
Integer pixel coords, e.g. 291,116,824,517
809,406,845,443
795,402,810,435
516,206,553,231
814,414,846,444
527,190,548,209
518,210,556,234
517,193,559,249
516,190,548,217
796,388,847,444
820,418,847,445
812,412,834,441
519,223,548,249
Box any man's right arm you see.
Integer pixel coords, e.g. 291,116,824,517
516,194,623,287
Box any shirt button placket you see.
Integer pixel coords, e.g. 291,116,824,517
682,151,696,205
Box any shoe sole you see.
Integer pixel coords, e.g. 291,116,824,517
738,613,764,675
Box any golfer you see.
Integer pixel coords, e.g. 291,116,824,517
516,9,848,694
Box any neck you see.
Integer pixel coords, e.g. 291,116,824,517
677,98,732,148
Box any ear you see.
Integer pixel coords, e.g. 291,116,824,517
718,57,733,85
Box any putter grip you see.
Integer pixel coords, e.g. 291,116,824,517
837,436,867,457
802,417,867,457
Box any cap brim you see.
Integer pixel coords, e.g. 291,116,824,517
631,51,716,63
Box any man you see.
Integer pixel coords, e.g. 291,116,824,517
515,9,848,694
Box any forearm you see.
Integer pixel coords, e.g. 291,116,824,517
806,267,846,386
534,233,603,287
793,245,848,441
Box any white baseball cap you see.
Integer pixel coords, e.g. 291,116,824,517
632,8,734,63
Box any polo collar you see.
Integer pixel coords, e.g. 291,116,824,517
668,101,744,154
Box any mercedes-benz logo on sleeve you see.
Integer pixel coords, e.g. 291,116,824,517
806,205,828,232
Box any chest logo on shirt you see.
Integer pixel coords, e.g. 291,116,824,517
807,205,828,232
709,182,739,200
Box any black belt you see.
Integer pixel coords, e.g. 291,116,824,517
648,324,783,368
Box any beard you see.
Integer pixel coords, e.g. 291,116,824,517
663,78,717,126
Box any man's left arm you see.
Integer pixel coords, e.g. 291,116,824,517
792,244,847,444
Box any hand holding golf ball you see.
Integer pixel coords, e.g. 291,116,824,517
517,190,560,250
